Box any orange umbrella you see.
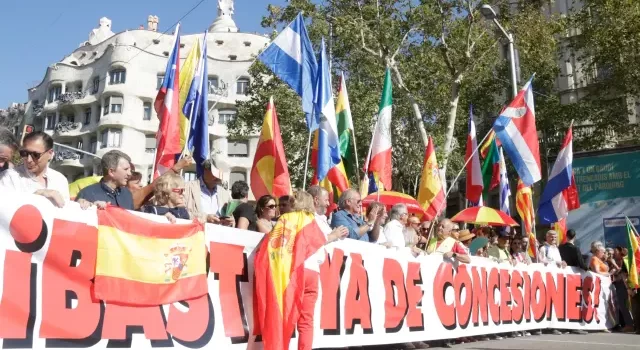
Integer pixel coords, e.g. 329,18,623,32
451,206,518,227
362,191,425,217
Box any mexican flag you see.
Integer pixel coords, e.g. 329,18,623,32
367,69,393,191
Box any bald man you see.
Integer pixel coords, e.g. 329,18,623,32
426,219,470,263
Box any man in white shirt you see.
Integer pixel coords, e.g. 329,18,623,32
538,230,567,268
307,185,348,241
0,131,69,207
384,204,410,251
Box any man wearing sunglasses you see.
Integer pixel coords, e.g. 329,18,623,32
0,127,18,173
0,131,69,207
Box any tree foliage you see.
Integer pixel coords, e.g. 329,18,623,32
230,0,628,195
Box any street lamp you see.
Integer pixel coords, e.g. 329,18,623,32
481,4,518,98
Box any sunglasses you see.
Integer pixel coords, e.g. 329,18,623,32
19,149,49,161
171,188,185,195
266,204,277,209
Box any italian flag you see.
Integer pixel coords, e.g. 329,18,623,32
336,72,357,180
367,69,393,190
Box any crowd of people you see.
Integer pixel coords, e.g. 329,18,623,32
0,128,637,349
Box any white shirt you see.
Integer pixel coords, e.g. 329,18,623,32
539,243,562,264
0,164,70,204
383,220,406,251
305,213,332,273
199,179,220,216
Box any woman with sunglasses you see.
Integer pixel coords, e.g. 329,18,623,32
141,172,190,223
255,195,277,234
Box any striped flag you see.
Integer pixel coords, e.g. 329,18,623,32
178,37,201,153
493,76,542,186
336,72,358,180
253,212,327,350
516,180,537,260
94,207,207,306
368,69,393,191
153,24,182,179
417,137,445,220
498,147,511,215
554,218,568,245
250,97,292,199
481,137,500,193
182,33,210,176
257,13,318,130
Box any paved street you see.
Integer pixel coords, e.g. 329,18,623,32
427,332,640,349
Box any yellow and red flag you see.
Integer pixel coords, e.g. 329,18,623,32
417,136,445,220
250,97,292,199
311,128,350,193
554,218,568,245
94,207,207,306
515,180,537,260
253,211,327,350
625,217,640,289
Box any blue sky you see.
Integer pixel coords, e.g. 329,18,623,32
0,0,286,107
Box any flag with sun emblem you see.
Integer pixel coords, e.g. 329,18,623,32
253,211,326,350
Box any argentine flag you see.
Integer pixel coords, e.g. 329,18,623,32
258,12,318,130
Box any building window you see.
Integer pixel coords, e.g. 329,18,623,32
77,140,84,159
84,108,91,125
45,115,55,130
218,109,236,124
92,77,100,94
208,76,219,93
104,96,123,115
227,139,249,157
236,78,249,95
229,170,247,187
67,115,75,124
145,135,156,153
100,129,122,149
48,85,61,103
90,137,98,153
109,69,126,85
157,75,164,90
143,102,152,120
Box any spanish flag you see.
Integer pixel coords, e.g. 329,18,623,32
554,218,567,245
253,211,326,350
625,217,640,289
250,97,292,199
94,207,208,306
417,136,445,220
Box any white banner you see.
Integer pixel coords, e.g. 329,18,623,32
0,194,612,349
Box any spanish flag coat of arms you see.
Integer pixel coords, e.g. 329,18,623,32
94,207,208,306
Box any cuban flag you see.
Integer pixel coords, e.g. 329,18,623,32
258,12,318,130
538,125,575,224
153,24,181,179
492,76,541,186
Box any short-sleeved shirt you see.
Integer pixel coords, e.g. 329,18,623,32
330,209,370,242
75,180,134,210
0,165,70,204
233,202,257,231
436,239,467,255
383,220,406,250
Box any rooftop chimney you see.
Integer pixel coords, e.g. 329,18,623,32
147,15,159,32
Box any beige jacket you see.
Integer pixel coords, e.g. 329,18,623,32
184,179,230,220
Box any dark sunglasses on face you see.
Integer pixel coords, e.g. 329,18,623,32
171,188,185,195
266,204,277,209
19,149,49,161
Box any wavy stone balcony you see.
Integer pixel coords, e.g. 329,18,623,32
56,91,87,105
54,121,83,135
53,149,84,168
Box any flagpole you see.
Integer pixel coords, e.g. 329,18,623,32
302,128,313,190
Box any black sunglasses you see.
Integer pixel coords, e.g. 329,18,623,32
266,204,277,209
19,149,49,161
